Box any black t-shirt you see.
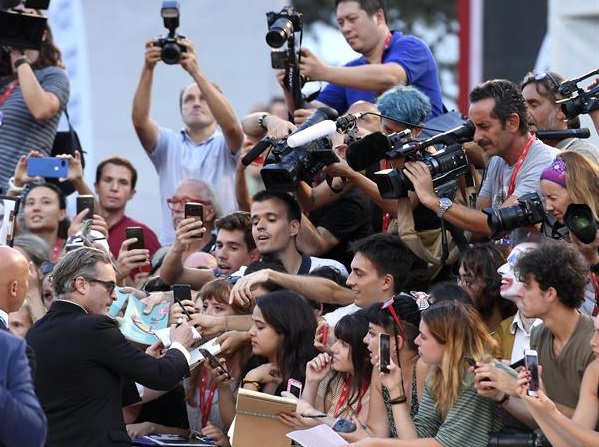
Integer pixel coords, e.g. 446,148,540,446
308,188,372,270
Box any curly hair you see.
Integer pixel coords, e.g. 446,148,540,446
516,239,588,309
470,79,528,134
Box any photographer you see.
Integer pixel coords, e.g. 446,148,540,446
288,0,443,120
132,33,243,245
404,79,555,242
521,70,599,164
0,7,70,190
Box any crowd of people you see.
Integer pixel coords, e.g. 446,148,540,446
2,1,599,447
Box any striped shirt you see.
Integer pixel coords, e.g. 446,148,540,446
0,66,70,188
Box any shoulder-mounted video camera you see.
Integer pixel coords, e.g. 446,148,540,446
346,116,474,199
155,0,186,65
556,68,599,120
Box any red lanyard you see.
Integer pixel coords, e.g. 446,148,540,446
591,273,599,317
0,80,18,107
50,238,64,263
198,368,218,427
506,135,535,198
332,376,368,417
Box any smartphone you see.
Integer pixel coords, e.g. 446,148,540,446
76,195,95,217
332,418,356,433
510,358,525,370
185,202,204,221
27,157,68,178
524,349,539,397
125,226,145,251
287,378,303,399
172,284,193,321
463,354,477,368
321,324,329,346
379,333,391,374
199,348,229,378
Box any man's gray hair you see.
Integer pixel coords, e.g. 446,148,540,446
51,247,112,297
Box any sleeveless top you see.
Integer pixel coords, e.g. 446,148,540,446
383,364,419,437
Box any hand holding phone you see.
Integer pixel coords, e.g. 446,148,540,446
524,349,539,397
286,378,303,398
199,348,229,379
125,226,145,251
76,195,95,217
172,284,193,321
379,333,391,374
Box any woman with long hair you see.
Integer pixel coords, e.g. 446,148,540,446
285,313,372,428
540,150,599,314
0,6,70,188
348,301,517,447
242,290,318,396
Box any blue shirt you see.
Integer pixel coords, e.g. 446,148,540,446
317,31,443,119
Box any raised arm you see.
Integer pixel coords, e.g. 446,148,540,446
132,39,161,153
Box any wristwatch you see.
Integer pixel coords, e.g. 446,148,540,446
437,197,453,218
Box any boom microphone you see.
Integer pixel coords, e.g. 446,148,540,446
346,132,392,171
287,120,337,148
288,106,338,138
536,128,591,140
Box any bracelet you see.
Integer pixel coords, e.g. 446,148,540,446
14,57,31,69
388,395,407,405
495,393,510,406
242,378,262,390
7,176,24,193
258,113,269,130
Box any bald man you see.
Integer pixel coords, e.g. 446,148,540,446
0,246,36,378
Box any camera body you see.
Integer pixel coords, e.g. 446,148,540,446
266,6,302,49
556,68,599,120
482,192,546,239
488,431,550,447
564,203,598,244
260,136,338,192
373,144,470,199
156,34,186,65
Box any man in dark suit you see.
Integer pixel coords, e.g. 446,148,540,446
27,247,194,447
0,329,47,447
0,246,36,377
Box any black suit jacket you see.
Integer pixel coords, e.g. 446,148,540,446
27,300,190,447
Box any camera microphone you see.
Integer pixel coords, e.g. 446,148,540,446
241,138,273,167
287,120,337,148
287,112,367,148
346,132,392,171
535,128,591,140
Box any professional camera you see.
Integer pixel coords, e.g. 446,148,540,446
0,0,49,50
346,118,475,199
373,144,470,199
482,192,546,239
266,6,302,49
564,203,598,244
155,0,186,65
556,68,599,120
488,431,551,447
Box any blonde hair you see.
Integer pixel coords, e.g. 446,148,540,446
422,301,496,418
561,150,599,221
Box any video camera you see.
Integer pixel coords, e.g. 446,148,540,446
346,119,474,199
241,107,340,192
556,68,599,120
155,0,186,65
482,192,546,239
0,0,50,50
265,6,305,109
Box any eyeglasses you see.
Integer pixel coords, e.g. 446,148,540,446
523,72,560,92
380,296,405,339
166,197,210,211
87,278,117,294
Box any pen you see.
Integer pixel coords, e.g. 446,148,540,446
173,296,193,322
300,413,328,418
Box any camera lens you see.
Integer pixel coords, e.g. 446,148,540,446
266,17,294,48
564,203,598,244
161,42,181,65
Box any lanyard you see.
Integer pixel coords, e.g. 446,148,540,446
0,80,18,108
506,135,535,198
332,376,368,417
198,368,218,428
50,239,64,263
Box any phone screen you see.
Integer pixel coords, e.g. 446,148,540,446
199,348,229,377
172,284,192,302
379,333,391,374
287,378,303,398
185,202,204,220
76,195,95,216
525,350,539,396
